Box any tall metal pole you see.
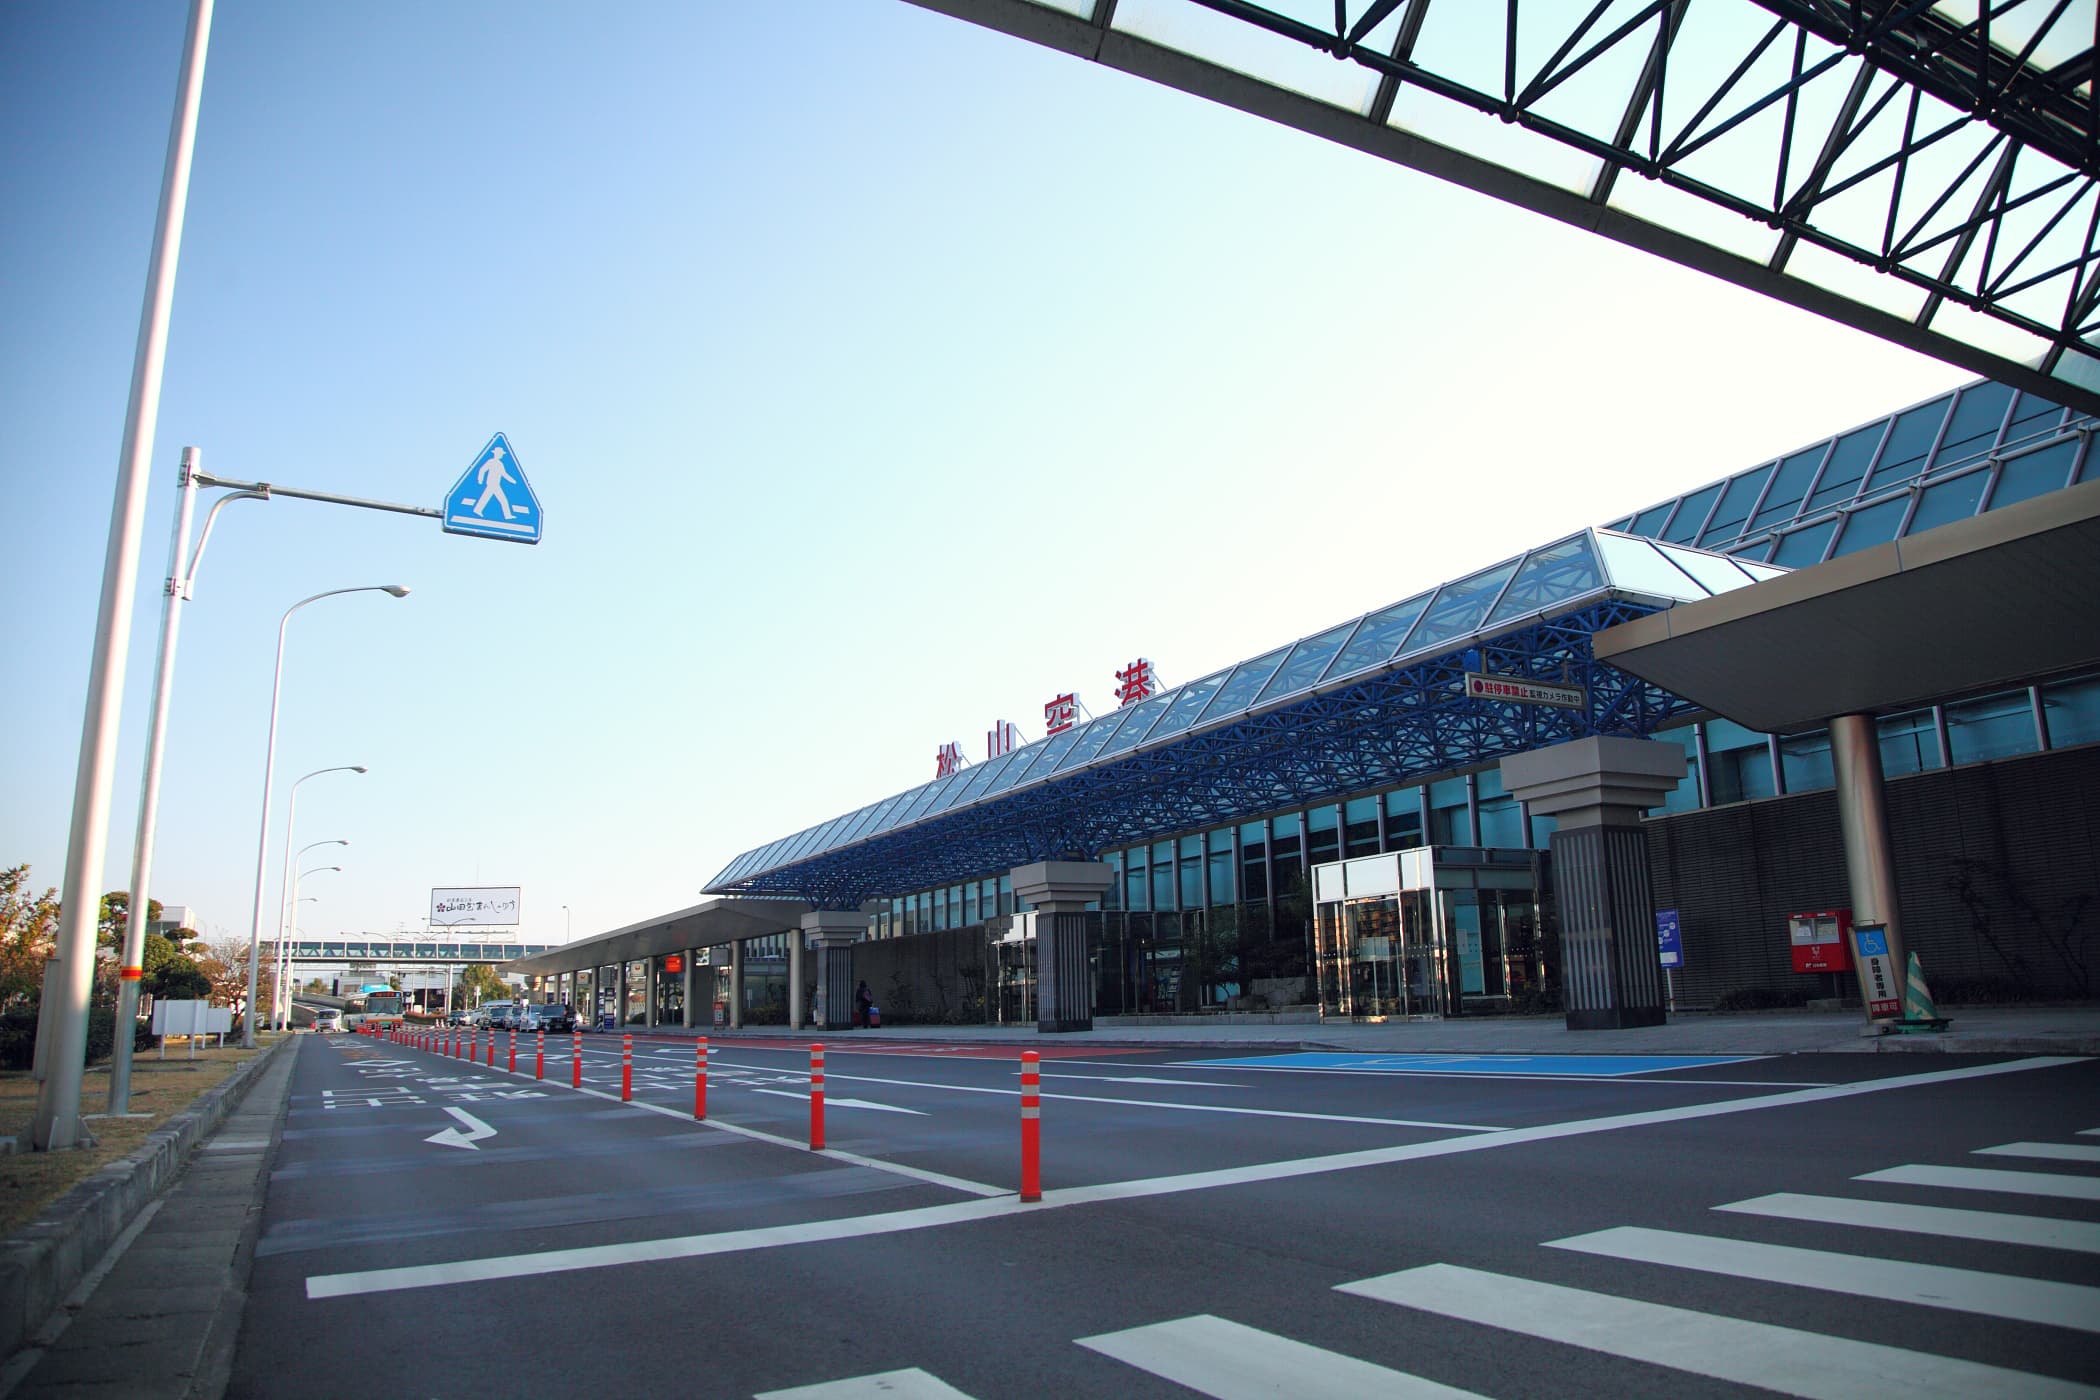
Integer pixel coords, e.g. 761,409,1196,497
240,587,406,1046
106,451,198,1115
34,0,215,1151
280,865,338,1029
273,776,358,1030
110,474,266,1111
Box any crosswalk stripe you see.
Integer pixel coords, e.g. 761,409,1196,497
1339,1263,2098,1400
1548,1226,2100,1333
1717,1192,2100,1253
1076,1314,1485,1399
1977,1142,2100,1164
1859,1164,2100,1200
755,1367,974,1399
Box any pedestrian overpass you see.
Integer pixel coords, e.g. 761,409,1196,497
903,0,2100,414
285,937,562,964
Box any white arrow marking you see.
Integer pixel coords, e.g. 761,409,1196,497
424,1106,498,1150
751,1089,926,1115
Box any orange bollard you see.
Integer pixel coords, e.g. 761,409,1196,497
486,1030,495,1067
809,1044,826,1150
621,1033,633,1102
1020,1050,1042,1202
572,1030,582,1088
535,1029,544,1080
508,1028,517,1074
694,1037,708,1120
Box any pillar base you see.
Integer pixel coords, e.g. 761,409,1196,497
1011,862,1111,1035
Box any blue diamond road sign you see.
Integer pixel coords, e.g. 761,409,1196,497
442,432,542,543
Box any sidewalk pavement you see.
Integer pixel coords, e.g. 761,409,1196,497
1,1039,300,1400
668,1003,2100,1057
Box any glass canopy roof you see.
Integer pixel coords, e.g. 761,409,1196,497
706,529,1783,889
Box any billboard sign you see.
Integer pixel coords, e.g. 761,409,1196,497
430,887,522,926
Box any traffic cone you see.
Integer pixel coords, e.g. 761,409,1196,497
1904,951,1940,1023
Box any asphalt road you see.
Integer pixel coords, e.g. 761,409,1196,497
229,1030,2100,1398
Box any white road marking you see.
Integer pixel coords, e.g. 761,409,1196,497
1339,1264,2095,1400
1858,1164,2100,1200
424,1108,498,1151
750,1090,927,1116
1077,1314,1485,1399
1976,1141,2100,1164
715,1062,1501,1133
1548,1225,2100,1332
303,1056,2077,1299
1039,1074,1241,1087
756,1367,976,1399
1716,1192,2100,1253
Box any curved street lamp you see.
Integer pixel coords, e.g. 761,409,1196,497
277,854,344,1030
271,764,363,1030
241,586,408,1045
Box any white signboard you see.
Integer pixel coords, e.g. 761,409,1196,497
150,1001,230,1035
430,887,523,926
1464,672,1587,710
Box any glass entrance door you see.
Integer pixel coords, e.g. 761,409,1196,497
993,929,1035,1025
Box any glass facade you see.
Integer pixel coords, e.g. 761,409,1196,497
1611,379,2091,570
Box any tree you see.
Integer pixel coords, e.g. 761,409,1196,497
142,933,210,1000
0,865,60,1011
194,938,251,1011
456,963,509,1006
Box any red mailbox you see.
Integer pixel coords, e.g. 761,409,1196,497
1789,910,1852,974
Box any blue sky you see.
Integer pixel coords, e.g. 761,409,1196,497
1,1,1970,951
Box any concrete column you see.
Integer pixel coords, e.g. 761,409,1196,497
788,931,805,1030
616,962,628,1029
1501,736,1684,1032
1011,861,1112,1033
1830,712,1907,1021
802,911,866,1030
645,956,658,1028
730,940,745,1029
682,949,696,1029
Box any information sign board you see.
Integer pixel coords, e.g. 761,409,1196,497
1852,923,1902,1019
1656,909,1684,968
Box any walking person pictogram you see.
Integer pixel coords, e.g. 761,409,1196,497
472,444,517,520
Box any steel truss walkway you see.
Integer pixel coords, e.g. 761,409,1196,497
903,0,2100,414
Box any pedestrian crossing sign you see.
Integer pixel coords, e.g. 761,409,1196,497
442,432,542,544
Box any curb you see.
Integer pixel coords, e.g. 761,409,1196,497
0,1036,295,1364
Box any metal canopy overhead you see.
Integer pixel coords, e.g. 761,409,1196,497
900,0,2100,414
501,897,809,978
706,529,1786,908
1594,475,2100,733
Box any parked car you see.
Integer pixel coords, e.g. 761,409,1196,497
521,1002,574,1033
446,1009,472,1026
482,1000,519,1030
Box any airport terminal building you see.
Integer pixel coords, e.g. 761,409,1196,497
513,379,2100,1033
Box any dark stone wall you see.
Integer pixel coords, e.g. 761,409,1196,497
1645,743,2100,1006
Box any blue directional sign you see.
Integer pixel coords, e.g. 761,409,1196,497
442,432,542,543
1656,908,1684,968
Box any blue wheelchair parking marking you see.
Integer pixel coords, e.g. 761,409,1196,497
1180,1052,1755,1078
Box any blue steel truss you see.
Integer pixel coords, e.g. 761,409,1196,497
707,597,1694,909
900,0,2100,414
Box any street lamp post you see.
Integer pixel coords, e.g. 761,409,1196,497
34,0,216,1152
272,765,364,1028
278,859,342,1030
241,586,408,1046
